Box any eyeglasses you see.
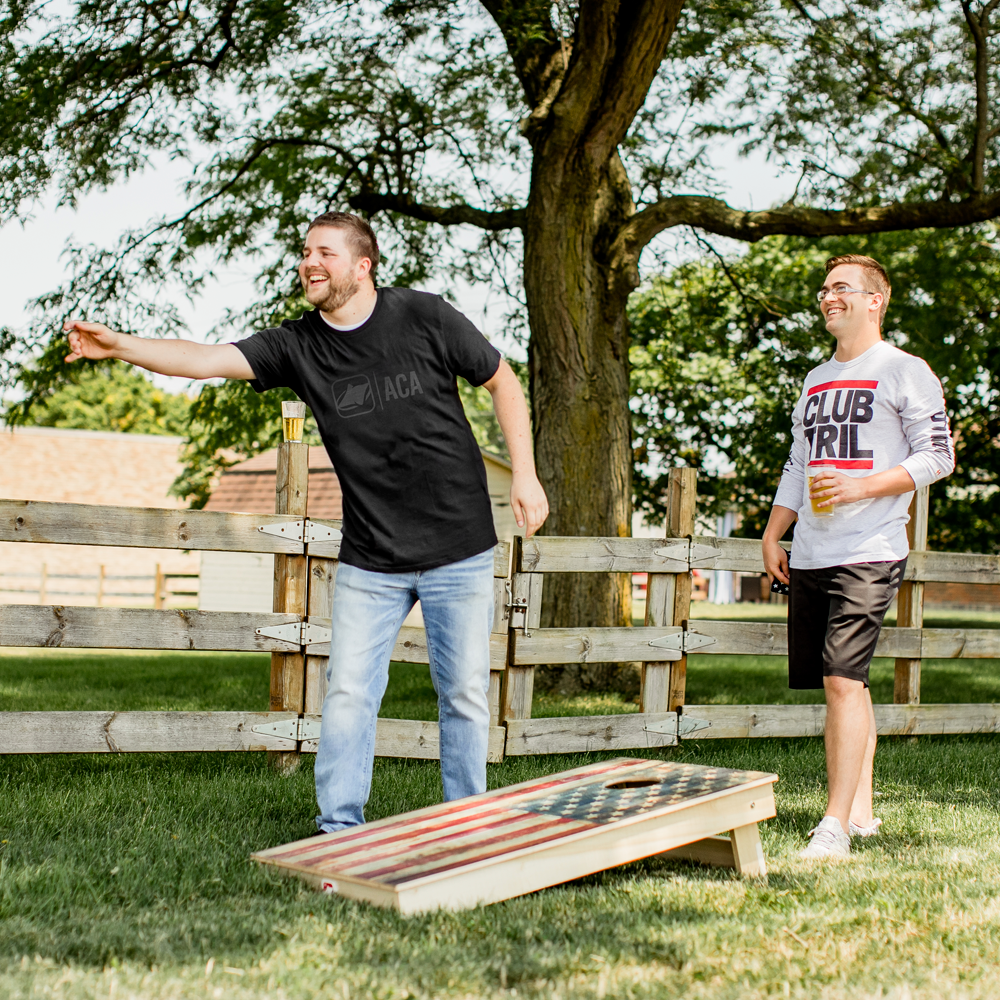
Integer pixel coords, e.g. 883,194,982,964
816,283,875,302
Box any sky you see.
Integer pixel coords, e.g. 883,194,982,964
0,145,794,396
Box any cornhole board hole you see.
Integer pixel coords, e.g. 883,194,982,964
252,758,778,914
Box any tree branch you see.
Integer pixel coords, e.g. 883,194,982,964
614,193,1000,264
787,0,818,22
348,191,525,230
478,0,566,110
961,0,1000,194
547,0,684,168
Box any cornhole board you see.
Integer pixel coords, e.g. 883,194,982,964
252,758,778,914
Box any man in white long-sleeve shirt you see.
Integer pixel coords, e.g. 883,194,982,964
762,254,954,860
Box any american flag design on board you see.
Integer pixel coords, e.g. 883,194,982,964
253,758,766,888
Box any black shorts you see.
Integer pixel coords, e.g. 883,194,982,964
787,559,907,689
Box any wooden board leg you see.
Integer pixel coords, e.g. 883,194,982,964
501,666,534,721
730,822,766,877
660,835,736,869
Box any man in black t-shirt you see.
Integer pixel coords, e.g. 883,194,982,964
64,212,549,832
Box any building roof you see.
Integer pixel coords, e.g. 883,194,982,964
204,446,341,518
0,425,187,508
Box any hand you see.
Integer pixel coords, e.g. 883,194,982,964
510,471,549,538
809,470,870,508
63,320,122,363
762,536,790,586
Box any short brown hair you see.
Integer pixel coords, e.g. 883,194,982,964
825,254,891,325
307,211,380,285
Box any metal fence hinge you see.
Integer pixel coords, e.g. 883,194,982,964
255,621,333,646
647,629,717,653
652,539,722,569
250,718,323,742
641,714,712,740
647,632,683,652
297,718,322,741
677,715,712,736
258,519,306,542
250,719,299,741
258,518,343,545
642,717,677,738
653,542,689,563
680,629,716,652
304,521,342,544
255,622,302,644
301,622,333,645
688,543,721,568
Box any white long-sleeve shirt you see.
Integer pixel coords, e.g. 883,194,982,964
774,340,954,569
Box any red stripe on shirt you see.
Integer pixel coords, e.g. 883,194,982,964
807,379,878,395
807,459,874,469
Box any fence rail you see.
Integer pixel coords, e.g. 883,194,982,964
0,711,507,761
0,499,343,557
0,569,198,604
679,703,1000,738
518,534,1000,585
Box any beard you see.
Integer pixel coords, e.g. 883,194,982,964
303,271,359,313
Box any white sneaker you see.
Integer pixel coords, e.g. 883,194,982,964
849,817,882,838
799,816,851,859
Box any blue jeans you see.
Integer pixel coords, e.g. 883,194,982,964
314,548,495,832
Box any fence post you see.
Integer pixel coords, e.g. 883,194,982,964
641,560,675,714
304,555,336,715
153,563,165,610
667,468,697,711
894,485,929,705
489,543,512,726
270,400,310,774
501,536,542,723
641,467,697,714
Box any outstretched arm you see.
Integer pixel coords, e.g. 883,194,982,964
483,360,549,537
63,320,255,380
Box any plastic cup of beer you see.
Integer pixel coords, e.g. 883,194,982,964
807,467,836,518
281,401,306,443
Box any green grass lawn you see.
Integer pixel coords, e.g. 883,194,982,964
4,643,998,717
3,644,1000,999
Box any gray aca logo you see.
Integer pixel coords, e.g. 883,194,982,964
333,375,375,417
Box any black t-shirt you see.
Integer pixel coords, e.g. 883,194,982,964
236,287,502,572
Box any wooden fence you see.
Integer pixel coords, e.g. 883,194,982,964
2,407,999,761
0,565,198,607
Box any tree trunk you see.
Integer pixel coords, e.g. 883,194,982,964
524,149,639,693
